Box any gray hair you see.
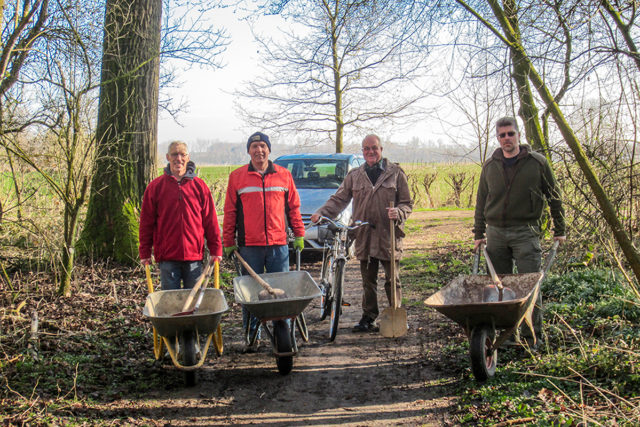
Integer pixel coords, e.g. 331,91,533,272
362,134,382,146
167,140,189,154
495,117,519,133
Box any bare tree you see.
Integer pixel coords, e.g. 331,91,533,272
0,0,103,295
237,0,432,152
453,0,640,294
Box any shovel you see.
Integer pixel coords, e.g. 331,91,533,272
379,202,408,338
481,245,516,302
172,261,215,316
234,250,288,300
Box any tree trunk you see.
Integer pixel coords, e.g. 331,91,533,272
482,0,640,292
79,0,161,264
328,1,344,153
503,0,546,155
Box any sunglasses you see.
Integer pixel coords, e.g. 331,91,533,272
498,131,517,138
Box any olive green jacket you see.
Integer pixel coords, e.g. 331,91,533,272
473,145,565,240
315,159,413,261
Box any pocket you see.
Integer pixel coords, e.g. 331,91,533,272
529,190,543,214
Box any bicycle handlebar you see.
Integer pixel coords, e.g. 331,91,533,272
307,215,368,231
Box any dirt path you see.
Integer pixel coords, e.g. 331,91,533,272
137,210,474,426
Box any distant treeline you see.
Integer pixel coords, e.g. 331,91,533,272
158,140,481,166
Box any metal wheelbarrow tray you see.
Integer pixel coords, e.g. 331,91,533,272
424,272,543,336
143,288,229,371
424,271,543,381
233,270,321,375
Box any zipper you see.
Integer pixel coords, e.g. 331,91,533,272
262,173,269,245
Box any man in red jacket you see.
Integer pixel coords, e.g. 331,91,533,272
139,141,222,289
223,132,305,351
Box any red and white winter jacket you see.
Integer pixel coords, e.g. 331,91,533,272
223,161,304,247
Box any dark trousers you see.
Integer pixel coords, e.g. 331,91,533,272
486,225,543,338
359,257,402,321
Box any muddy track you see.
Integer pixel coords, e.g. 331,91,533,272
138,211,474,426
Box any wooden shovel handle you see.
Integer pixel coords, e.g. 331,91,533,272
180,261,213,312
234,250,276,295
482,245,503,290
389,201,397,309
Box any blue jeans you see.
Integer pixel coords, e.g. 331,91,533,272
239,245,289,340
158,260,203,290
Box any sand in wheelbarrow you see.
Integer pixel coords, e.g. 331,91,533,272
258,287,287,300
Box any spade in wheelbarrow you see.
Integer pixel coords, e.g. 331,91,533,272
424,241,559,381
232,252,321,375
143,261,228,386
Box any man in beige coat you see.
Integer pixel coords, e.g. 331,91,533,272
311,134,413,332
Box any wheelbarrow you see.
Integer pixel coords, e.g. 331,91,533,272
424,241,559,381
233,267,321,375
143,263,228,386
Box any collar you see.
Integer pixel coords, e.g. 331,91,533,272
364,158,386,171
248,160,275,174
164,161,196,180
492,145,529,162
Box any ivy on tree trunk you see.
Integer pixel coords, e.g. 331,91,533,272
79,0,162,264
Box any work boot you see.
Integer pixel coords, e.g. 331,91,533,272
352,316,379,333
241,340,260,354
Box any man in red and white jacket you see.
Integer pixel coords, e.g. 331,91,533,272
139,141,222,289
223,132,304,350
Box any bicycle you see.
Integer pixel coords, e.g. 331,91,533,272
312,216,367,341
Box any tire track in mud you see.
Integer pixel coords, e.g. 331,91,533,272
141,250,460,426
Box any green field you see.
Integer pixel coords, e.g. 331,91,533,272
190,162,482,210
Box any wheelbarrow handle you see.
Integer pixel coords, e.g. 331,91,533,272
472,244,482,275
543,240,561,275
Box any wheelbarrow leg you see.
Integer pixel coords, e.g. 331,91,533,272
469,324,497,382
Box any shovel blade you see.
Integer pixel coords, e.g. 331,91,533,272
482,285,517,303
379,307,408,337
172,309,195,317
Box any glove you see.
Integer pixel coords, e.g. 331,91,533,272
293,236,304,251
223,245,238,258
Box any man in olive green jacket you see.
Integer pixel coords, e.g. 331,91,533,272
311,134,413,332
473,117,566,339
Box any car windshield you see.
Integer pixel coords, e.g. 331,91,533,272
275,159,348,189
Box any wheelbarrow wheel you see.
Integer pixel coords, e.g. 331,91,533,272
329,259,345,342
319,255,331,321
470,324,497,382
182,330,197,387
274,320,293,375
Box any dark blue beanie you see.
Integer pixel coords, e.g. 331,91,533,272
247,132,271,152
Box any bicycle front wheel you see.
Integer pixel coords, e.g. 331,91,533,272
329,258,345,341
319,254,332,321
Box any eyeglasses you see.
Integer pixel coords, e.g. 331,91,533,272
498,131,517,138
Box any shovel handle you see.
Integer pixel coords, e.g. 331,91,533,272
180,261,213,313
234,250,277,295
482,245,503,290
389,201,398,309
